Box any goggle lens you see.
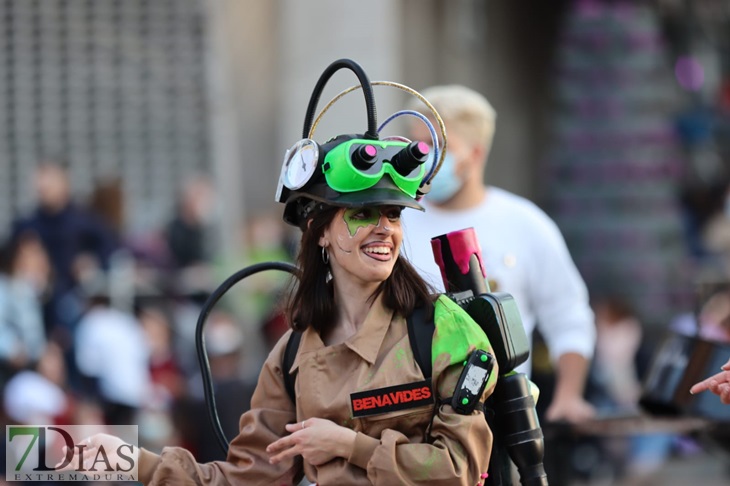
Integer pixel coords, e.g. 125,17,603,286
323,139,428,197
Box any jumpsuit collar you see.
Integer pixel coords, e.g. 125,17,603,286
290,294,394,372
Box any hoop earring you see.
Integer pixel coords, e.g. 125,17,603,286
321,247,329,264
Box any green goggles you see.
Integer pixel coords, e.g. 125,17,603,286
322,139,429,198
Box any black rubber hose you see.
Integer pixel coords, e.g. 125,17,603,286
195,261,300,455
301,58,378,140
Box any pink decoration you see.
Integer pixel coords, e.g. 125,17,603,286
447,229,486,278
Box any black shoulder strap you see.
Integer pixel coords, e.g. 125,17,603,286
407,303,436,380
283,331,302,403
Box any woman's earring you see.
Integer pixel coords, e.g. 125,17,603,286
321,246,329,264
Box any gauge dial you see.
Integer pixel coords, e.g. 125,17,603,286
283,139,319,190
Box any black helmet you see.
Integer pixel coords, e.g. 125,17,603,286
275,59,439,229
277,133,429,228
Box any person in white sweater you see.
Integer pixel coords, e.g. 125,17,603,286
402,85,596,423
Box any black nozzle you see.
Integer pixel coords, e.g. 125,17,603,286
302,59,378,140
391,141,430,176
493,373,548,486
352,144,378,170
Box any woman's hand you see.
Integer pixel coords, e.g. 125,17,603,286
690,358,730,405
545,394,596,423
266,418,356,467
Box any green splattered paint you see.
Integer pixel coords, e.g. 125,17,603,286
431,295,498,390
362,369,376,387
394,347,406,369
414,449,438,481
343,207,381,237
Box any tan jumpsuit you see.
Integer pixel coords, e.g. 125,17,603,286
138,295,497,485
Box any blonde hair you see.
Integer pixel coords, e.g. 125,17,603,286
409,85,497,151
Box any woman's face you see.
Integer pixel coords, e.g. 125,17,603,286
320,205,403,287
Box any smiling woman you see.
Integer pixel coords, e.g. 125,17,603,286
322,206,403,288
73,59,499,486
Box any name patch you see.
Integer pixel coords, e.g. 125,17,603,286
350,379,433,418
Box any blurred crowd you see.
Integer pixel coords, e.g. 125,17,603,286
531,172,730,484
0,160,297,466
2,158,730,484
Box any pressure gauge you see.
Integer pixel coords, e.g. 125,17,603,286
282,139,320,190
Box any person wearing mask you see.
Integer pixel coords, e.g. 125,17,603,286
403,85,596,423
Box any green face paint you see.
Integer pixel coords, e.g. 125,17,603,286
342,207,382,237
342,206,402,237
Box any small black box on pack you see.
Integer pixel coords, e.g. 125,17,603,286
465,292,530,373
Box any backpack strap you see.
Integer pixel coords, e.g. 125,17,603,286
283,331,302,403
407,303,436,380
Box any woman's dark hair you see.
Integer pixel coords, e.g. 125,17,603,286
286,205,435,334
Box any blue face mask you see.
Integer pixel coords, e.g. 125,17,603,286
425,151,462,203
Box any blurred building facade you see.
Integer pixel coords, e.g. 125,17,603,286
0,0,564,249
0,0,209,237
